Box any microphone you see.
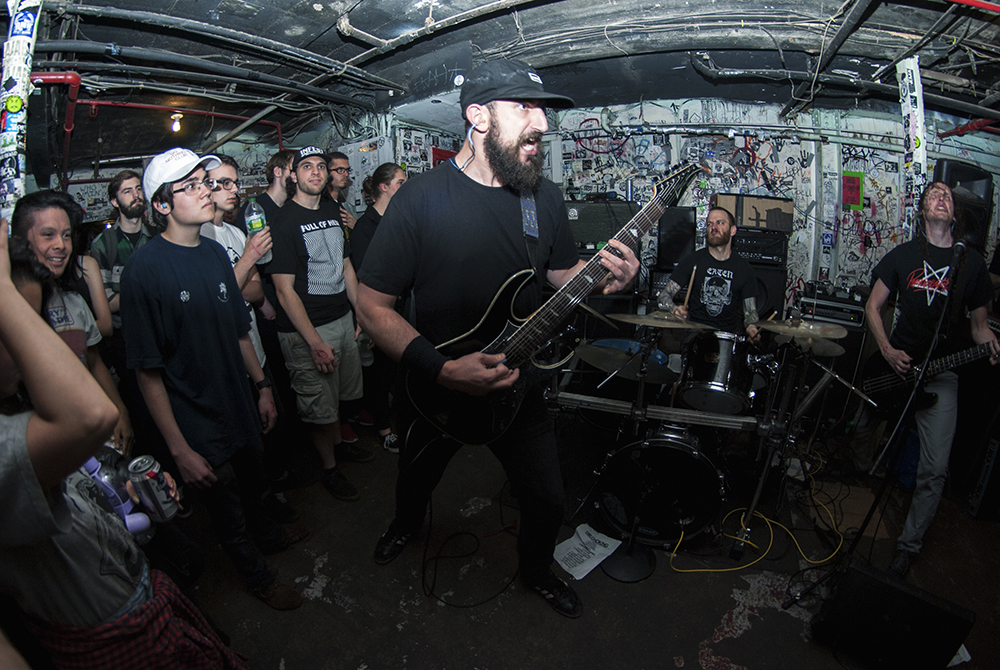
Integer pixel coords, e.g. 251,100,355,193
951,239,966,265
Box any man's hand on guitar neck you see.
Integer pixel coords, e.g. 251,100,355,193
439,352,519,396
597,239,639,294
881,344,912,379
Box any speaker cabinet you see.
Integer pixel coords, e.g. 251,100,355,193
933,159,995,256
813,560,975,669
751,263,786,321
656,206,697,272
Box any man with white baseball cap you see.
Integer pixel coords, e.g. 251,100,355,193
121,147,306,610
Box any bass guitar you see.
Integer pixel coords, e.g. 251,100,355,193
405,162,702,445
861,341,996,414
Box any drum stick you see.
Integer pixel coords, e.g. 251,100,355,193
683,265,696,308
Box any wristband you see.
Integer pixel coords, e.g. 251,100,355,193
255,377,272,391
402,336,448,381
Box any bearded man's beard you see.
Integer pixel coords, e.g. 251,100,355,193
484,125,545,192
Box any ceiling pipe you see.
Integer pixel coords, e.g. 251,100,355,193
29,71,80,189
780,0,883,118
692,54,1000,122
35,40,371,109
947,0,1000,13
339,0,536,66
48,2,401,91
36,59,343,106
75,100,284,149
938,118,998,138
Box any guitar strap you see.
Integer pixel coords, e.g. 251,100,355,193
520,190,540,281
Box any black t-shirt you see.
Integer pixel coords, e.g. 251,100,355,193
120,236,260,465
351,206,380,273
256,191,282,308
669,246,759,334
269,198,352,333
989,241,1000,276
872,238,992,358
358,161,579,346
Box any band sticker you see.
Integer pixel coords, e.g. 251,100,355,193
9,9,36,38
4,95,22,113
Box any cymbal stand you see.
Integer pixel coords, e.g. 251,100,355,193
730,344,801,560
601,475,657,582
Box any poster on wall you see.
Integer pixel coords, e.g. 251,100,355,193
842,171,864,211
339,136,394,215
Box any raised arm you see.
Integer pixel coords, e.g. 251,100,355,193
81,255,113,338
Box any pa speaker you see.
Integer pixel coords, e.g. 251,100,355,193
933,159,994,255
813,560,975,669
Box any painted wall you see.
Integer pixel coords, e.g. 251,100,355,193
551,100,1000,311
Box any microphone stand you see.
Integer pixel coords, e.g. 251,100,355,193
782,243,963,609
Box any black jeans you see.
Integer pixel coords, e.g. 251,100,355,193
393,385,565,583
200,441,283,592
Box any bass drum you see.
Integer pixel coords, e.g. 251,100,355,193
598,431,724,548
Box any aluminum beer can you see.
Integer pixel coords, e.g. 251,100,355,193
128,455,178,523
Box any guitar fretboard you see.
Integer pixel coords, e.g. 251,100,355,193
499,163,702,368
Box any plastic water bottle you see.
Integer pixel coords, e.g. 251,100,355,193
245,196,271,264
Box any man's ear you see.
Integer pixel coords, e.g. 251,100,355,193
153,201,170,214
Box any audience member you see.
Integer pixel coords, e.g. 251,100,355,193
121,147,305,610
326,150,357,231
350,162,407,453
12,190,133,453
271,146,372,502
0,222,246,669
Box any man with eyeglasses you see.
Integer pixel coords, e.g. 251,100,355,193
270,146,372,503
327,151,357,232
120,147,306,610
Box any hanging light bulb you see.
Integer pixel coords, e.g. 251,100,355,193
170,113,183,133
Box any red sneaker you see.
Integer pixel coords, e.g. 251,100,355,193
340,422,359,443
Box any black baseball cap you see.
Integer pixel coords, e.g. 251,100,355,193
292,145,330,170
460,60,575,120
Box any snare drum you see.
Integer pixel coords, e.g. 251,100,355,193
677,331,754,414
598,429,724,547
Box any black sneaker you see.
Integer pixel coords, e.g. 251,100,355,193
335,441,375,463
374,519,413,565
886,549,917,580
526,571,583,618
321,467,360,501
381,432,400,454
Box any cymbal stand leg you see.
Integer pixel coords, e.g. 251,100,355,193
602,481,656,582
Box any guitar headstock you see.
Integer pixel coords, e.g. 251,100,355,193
651,162,704,201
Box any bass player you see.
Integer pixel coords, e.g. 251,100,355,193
865,180,998,580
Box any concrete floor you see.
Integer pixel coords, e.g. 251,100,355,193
169,402,1000,670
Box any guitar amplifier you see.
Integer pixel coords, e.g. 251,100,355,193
798,294,866,330
731,229,788,265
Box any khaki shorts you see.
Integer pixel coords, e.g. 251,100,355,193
278,313,363,425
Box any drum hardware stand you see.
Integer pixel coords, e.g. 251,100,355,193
601,478,657,583
730,344,804,560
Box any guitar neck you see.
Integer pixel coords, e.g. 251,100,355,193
500,163,700,368
925,342,995,376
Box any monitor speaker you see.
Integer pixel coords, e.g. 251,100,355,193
933,159,994,256
813,560,975,670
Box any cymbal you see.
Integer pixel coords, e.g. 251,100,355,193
754,319,848,340
609,311,711,330
575,344,678,385
775,335,846,357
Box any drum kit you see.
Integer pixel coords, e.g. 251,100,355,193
551,309,875,581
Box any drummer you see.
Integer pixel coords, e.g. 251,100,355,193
656,206,761,343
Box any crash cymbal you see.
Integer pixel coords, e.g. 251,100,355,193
775,335,846,357
609,311,712,330
575,344,678,385
754,319,848,340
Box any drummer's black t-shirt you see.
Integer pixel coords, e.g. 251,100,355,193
669,247,758,334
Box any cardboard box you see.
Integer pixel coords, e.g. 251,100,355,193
711,194,794,233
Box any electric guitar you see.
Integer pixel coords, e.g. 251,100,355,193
405,162,703,445
861,341,996,414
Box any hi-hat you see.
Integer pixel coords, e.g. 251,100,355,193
775,335,846,357
754,319,848,340
609,311,711,330
575,343,678,385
